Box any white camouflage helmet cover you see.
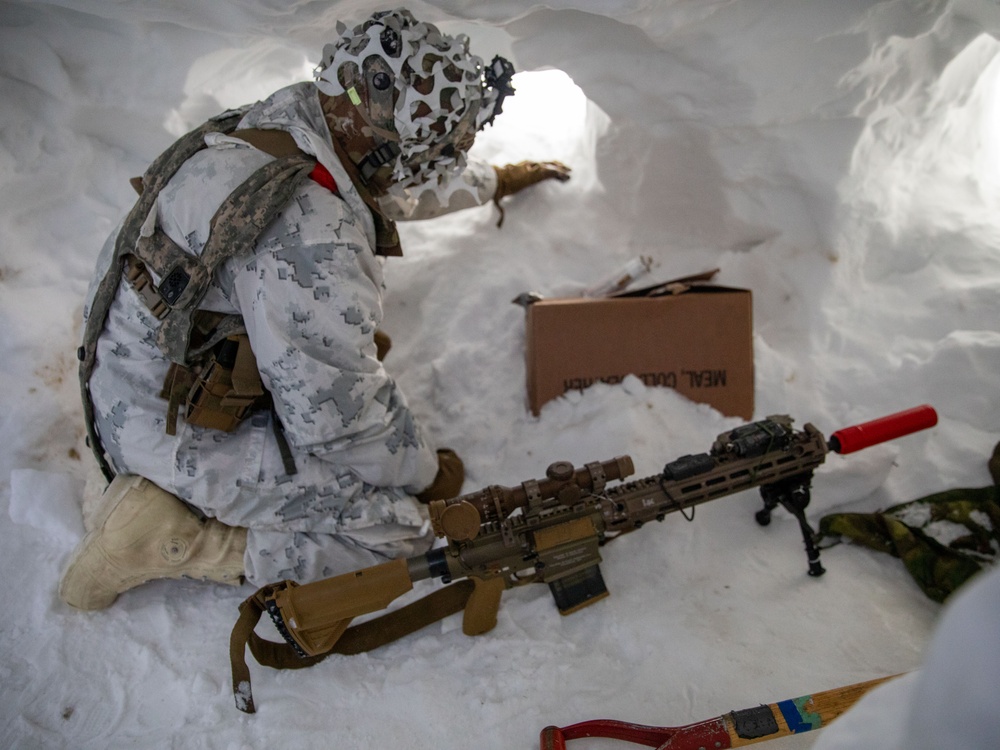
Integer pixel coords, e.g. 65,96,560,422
314,8,503,188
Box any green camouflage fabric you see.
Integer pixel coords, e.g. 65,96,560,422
819,484,1000,602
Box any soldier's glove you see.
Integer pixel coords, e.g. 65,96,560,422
492,161,571,227
415,449,465,504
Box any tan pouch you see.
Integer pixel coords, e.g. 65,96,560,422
185,335,264,432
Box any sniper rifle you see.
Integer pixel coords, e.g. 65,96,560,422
230,405,936,713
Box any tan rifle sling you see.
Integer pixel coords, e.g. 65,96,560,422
229,578,476,713
79,113,315,480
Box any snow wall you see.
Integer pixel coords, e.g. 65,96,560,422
1,2,999,749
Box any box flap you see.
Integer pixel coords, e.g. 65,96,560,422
612,268,721,298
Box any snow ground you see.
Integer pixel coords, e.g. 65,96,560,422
1,2,998,748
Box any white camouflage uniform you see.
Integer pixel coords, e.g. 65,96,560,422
85,82,496,584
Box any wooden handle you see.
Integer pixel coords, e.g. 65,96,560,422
722,674,901,747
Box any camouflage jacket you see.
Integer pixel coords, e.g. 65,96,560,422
83,83,493,526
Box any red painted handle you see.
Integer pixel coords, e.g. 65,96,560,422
539,718,730,750
540,726,567,750
540,720,676,750
829,405,937,455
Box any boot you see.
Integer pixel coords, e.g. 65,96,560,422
59,474,247,610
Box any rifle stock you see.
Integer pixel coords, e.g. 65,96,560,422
232,406,937,711
269,558,413,656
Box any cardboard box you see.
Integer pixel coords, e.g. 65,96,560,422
524,280,754,418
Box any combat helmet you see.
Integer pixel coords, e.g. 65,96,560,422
314,8,514,190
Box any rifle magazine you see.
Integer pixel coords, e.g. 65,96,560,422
548,564,609,615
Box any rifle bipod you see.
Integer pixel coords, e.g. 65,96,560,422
754,473,826,577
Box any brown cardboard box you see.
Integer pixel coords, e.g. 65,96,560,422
524,282,753,418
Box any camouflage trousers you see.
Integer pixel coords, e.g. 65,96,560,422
245,524,433,587
108,409,435,586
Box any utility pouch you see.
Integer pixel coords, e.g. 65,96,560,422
185,334,265,432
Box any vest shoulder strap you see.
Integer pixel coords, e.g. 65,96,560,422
80,113,315,479
230,128,303,158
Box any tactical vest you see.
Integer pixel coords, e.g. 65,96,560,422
79,110,401,481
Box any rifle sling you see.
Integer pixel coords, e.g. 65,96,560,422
230,579,475,713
